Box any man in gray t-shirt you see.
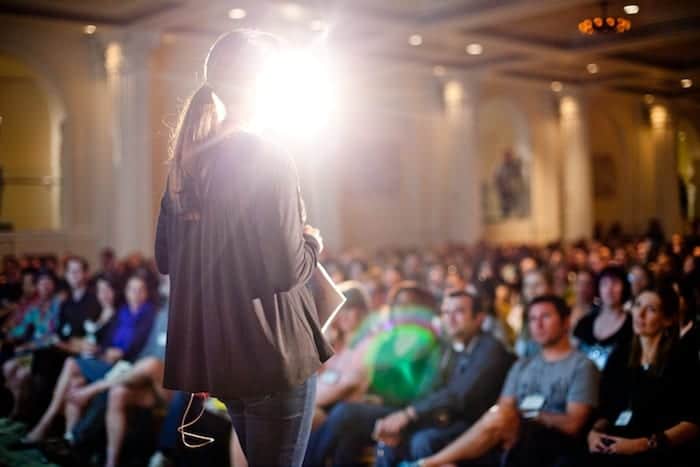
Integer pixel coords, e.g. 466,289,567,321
501,350,599,415
410,295,600,467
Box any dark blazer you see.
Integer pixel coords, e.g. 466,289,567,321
412,332,515,426
155,131,334,399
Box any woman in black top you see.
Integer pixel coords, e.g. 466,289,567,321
586,287,700,466
154,30,333,467
573,266,633,370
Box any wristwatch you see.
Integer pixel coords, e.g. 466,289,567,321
646,434,658,450
647,432,669,451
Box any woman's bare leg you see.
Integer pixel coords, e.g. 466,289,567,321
105,384,156,467
24,357,83,442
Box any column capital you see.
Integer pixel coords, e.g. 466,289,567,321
99,30,160,76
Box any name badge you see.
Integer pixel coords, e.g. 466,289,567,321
614,410,633,427
320,370,340,385
520,394,545,412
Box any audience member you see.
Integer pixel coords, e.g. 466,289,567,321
573,266,633,370
510,268,553,357
407,295,599,467
312,281,372,428
570,269,595,328
373,287,514,466
586,287,700,466
3,272,61,418
1,220,699,467
16,275,155,447
304,285,439,466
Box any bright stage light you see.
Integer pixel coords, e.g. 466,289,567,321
251,48,336,139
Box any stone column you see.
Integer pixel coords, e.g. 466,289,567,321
559,92,593,240
649,104,682,234
444,77,482,243
103,31,159,256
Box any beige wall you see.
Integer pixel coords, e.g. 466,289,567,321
0,56,56,230
1,15,697,260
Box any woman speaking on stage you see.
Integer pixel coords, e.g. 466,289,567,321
154,29,334,467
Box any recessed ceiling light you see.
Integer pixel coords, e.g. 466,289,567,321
228,8,246,20
83,24,97,35
551,81,563,92
310,19,326,31
623,5,640,15
681,78,693,88
433,65,446,77
586,63,599,74
644,94,654,104
466,43,483,55
280,3,304,20
409,34,423,46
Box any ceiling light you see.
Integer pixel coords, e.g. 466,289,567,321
466,43,483,55
409,34,423,46
551,81,563,92
83,24,97,35
310,19,326,31
643,94,654,104
681,78,693,89
650,105,668,129
433,65,446,77
586,63,599,74
228,8,246,20
579,1,631,35
280,3,304,20
623,5,640,15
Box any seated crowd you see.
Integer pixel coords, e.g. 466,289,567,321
0,220,698,467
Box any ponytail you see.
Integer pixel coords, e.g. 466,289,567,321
168,83,225,218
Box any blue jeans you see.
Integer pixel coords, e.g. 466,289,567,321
225,374,316,467
375,421,469,467
304,402,394,467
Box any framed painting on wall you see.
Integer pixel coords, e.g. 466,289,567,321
592,152,616,199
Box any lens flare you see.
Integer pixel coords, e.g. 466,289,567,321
252,48,336,139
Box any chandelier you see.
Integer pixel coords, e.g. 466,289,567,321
578,1,631,35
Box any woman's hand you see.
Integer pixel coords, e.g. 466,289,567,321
587,430,611,453
304,225,324,253
605,436,648,455
103,347,124,364
589,432,648,455
373,410,411,444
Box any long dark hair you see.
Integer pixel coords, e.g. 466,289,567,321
628,285,680,376
167,29,281,219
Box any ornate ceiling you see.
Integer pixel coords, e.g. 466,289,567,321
1,0,699,101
